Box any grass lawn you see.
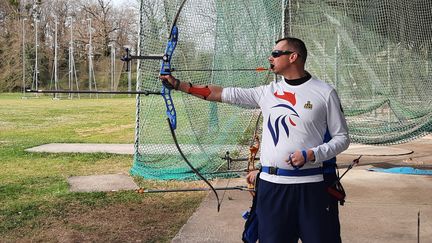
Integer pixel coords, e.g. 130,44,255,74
0,93,206,242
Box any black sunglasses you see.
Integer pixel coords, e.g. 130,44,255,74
271,50,294,58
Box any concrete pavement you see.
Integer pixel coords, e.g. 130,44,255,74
172,136,432,242
172,166,432,242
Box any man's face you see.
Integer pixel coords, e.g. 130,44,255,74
268,40,295,75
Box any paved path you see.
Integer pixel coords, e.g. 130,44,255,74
26,143,413,156
25,143,238,155
68,174,139,192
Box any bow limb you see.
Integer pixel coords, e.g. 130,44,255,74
246,71,272,195
160,0,188,130
166,119,221,212
160,24,179,130
247,112,262,197
161,0,221,211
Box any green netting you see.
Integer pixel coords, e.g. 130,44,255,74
131,0,274,180
131,0,432,180
290,0,432,144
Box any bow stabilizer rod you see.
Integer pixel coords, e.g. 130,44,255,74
120,47,165,72
26,89,160,95
338,155,362,181
121,49,269,74
327,155,362,205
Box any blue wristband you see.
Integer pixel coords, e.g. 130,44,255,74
302,150,308,163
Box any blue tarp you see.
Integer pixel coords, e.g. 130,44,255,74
368,167,432,175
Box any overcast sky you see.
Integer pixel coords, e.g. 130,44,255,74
111,0,138,7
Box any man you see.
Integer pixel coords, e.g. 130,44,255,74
161,37,350,243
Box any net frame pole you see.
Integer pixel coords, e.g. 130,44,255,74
134,0,145,161
335,33,340,91
288,0,292,35
281,0,285,37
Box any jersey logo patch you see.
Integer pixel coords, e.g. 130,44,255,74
268,104,299,146
274,91,296,106
304,101,313,110
269,91,299,146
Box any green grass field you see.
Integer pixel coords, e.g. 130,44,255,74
0,93,205,242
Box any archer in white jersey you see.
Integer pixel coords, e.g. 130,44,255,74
222,73,350,184
161,37,350,243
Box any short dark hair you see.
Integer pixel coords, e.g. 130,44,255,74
275,37,307,62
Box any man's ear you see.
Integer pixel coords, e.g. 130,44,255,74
289,52,299,63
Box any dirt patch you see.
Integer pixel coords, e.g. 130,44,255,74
4,193,205,242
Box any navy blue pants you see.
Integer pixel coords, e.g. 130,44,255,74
256,180,332,243
323,172,342,243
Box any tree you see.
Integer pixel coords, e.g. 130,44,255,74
0,0,139,92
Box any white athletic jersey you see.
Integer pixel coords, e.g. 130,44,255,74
221,76,350,184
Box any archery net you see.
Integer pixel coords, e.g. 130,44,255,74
288,0,432,144
131,0,432,180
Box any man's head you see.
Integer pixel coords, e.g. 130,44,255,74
275,37,307,62
269,37,308,77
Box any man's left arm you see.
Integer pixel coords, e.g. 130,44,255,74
287,89,349,167
311,89,350,163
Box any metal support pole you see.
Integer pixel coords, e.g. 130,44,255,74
22,18,27,97
53,18,59,99
87,18,97,97
33,18,39,91
68,17,79,99
88,18,92,92
110,44,116,91
128,52,132,97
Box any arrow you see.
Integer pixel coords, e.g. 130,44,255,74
170,67,269,72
